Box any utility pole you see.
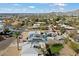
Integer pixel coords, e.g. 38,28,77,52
17,37,20,50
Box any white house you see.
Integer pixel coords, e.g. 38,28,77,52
59,24,75,30
0,20,4,32
33,24,40,29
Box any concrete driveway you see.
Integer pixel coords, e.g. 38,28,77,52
20,42,38,56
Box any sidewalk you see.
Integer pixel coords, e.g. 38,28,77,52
1,39,20,56
2,46,20,56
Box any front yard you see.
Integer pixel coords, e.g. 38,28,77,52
45,43,64,56
49,44,63,55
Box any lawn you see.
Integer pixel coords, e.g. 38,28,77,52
49,44,63,54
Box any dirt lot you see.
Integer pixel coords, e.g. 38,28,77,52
60,44,76,56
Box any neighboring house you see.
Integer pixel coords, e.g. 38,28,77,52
44,31,65,44
77,30,79,34
59,24,75,30
0,19,4,32
33,24,40,29
74,35,79,42
35,22,46,25
32,22,46,29
59,24,76,34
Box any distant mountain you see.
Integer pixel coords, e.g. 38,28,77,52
67,9,79,16
50,9,79,16
0,9,79,16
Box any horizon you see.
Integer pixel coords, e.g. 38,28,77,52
0,3,79,13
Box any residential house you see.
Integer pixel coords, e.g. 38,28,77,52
0,19,4,32
74,35,79,42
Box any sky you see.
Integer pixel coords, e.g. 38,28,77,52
0,3,79,13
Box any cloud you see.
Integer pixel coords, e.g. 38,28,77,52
28,6,35,9
54,3,67,7
12,4,20,6
49,3,67,7
59,7,64,12
0,7,31,13
53,3,68,12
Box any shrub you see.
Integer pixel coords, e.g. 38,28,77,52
49,44,63,54
46,43,64,56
